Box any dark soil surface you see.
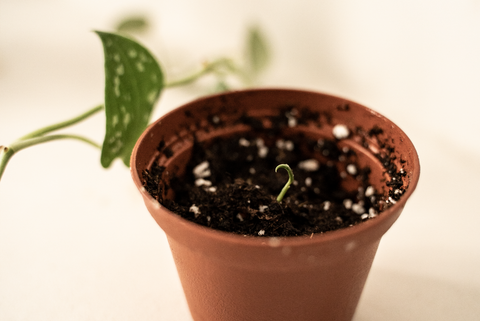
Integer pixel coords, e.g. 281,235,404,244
143,132,389,237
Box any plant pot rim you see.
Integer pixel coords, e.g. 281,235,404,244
131,88,420,249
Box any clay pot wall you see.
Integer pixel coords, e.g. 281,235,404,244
131,89,420,321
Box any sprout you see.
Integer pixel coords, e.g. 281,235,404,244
275,164,294,203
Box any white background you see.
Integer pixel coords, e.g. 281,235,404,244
1,0,479,320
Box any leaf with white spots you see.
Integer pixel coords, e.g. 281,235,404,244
96,31,164,167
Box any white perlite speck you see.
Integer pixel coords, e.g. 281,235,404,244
346,164,357,175
285,140,294,151
323,201,331,211
388,197,397,204
256,138,268,157
288,117,297,127
259,205,269,213
332,124,350,139
258,146,269,158
239,138,250,147
276,139,284,149
193,161,211,178
258,229,265,236
305,177,312,187
189,204,201,217
365,186,375,197
276,139,294,151
352,203,365,214
299,159,320,172
236,213,244,222
195,178,212,187
343,199,353,209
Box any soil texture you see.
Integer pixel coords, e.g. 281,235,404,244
144,131,392,237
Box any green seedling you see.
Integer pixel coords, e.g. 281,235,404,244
275,164,294,203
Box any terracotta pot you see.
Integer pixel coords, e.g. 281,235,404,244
131,89,420,321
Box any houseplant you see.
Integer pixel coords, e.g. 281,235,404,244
0,24,269,181
130,88,420,321
0,24,419,320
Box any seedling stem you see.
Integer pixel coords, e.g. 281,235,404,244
275,164,294,203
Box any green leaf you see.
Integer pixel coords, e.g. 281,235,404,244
95,31,164,168
115,15,150,34
245,25,270,77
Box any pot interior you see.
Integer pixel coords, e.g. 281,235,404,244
134,89,418,216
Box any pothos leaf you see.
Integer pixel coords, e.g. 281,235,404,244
245,25,270,77
95,31,164,168
115,15,150,34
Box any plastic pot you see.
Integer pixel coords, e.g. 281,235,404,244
131,89,420,321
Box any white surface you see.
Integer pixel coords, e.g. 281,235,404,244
1,1,479,320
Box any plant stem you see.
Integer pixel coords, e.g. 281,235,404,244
165,65,213,88
0,135,100,182
165,58,246,88
11,134,101,152
0,106,103,183
275,164,294,203
19,105,104,140
0,146,14,183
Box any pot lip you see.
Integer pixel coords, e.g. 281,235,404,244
131,88,421,248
